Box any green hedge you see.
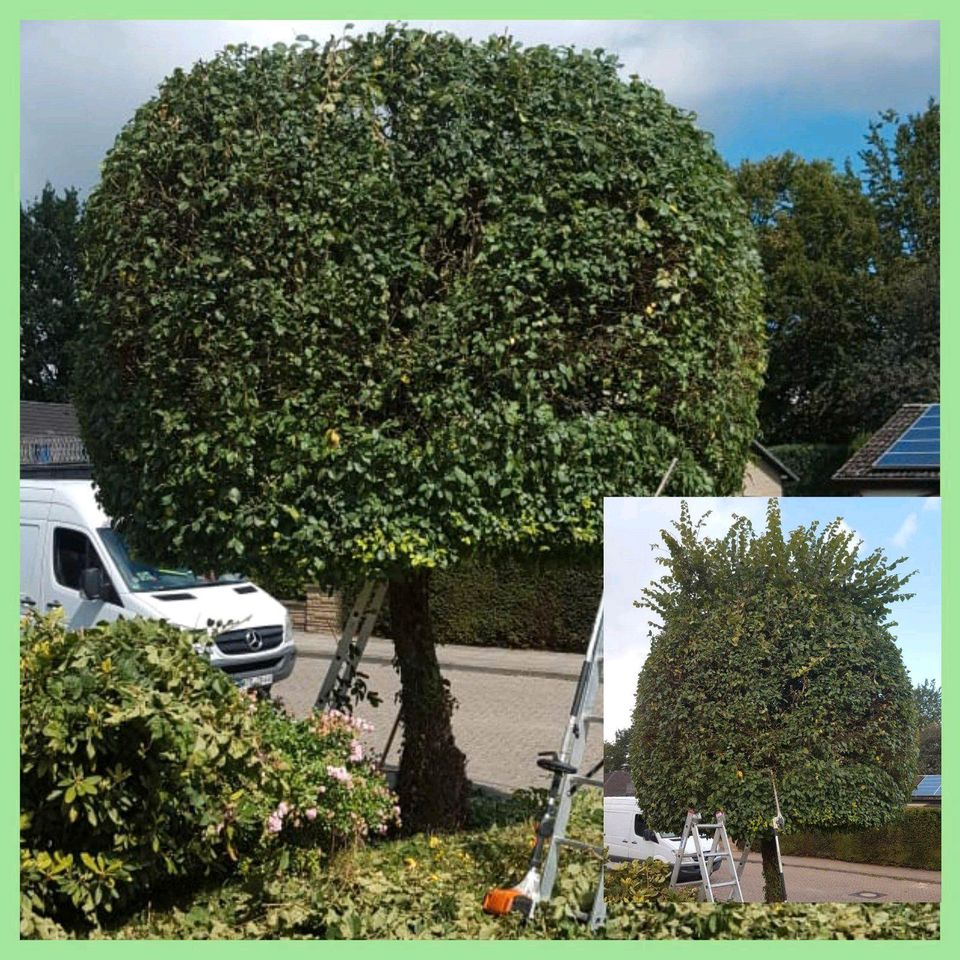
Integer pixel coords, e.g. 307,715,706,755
768,442,858,496
780,806,941,871
342,557,602,653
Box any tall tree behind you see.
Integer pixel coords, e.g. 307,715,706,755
737,102,939,444
20,184,82,401
846,102,940,423
913,679,941,774
604,727,631,772
735,154,882,443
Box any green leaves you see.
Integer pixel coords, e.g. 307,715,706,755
20,613,396,928
630,503,919,845
74,27,763,587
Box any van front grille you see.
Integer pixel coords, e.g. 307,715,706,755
215,625,284,656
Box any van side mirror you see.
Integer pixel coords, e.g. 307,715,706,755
80,567,104,600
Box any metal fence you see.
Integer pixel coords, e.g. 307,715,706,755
20,434,89,465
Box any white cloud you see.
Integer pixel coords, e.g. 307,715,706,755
835,518,866,554
20,20,939,201
891,512,919,549
922,498,941,513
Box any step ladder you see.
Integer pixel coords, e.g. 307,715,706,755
314,581,388,713
668,810,745,903
483,598,606,929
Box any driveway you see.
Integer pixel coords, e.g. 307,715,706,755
735,852,940,903
274,630,603,795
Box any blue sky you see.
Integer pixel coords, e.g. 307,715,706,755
20,20,939,202
603,497,941,734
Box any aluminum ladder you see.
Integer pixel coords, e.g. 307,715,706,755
313,580,388,712
483,598,606,928
668,810,745,903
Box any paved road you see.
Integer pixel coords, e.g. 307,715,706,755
736,852,941,903
274,630,603,795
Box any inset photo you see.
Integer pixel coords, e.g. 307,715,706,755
604,497,940,906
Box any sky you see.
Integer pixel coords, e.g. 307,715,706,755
603,496,941,734
20,19,939,203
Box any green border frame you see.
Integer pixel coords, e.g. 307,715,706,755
6,5,949,949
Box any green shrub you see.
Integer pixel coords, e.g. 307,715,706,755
605,859,693,904
66,789,938,940
602,902,940,940
20,613,396,930
767,442,858,496
780,806,940,870
340,556,601,653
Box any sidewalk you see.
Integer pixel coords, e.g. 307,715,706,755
277,630,601,793
735,851,941,903
293,629,587,680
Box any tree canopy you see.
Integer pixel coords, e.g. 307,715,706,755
736,101,939,445
20,184,83,402
629,501,919,897
73,27,765,587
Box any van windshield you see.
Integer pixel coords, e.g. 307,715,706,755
98,528,247,593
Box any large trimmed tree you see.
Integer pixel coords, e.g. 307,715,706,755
73,28,765,831
630,501,919,901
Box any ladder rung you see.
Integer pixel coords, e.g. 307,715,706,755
709,881,739,889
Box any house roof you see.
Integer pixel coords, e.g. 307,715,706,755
603,769,634,797
20,401,88,469
20,400,81,438
751,440,799,483
833,403,940,486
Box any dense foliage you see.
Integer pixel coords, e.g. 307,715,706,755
73,26,763,586
20,184,83,401
605,859,691,904
22,785,939,940
630,501,919,900
737,102,939,445
781,806,940,871
73,25,765,830
340,555,601,652
913,679,941,774
20,614,396,929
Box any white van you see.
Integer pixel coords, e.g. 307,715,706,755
604,796,718,882
20,480,296,691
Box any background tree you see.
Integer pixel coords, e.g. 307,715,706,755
604,727,631,773
20,184,82,401
737,101,939,446
630,501,919,902
73,28,765,831
913,679,941,774
735,154,882,443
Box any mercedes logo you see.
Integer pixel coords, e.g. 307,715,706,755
244,630,263,652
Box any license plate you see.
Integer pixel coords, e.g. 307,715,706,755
239,673,273,689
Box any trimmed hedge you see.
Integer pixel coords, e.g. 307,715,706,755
342,557,601,653
767,442,858,496
780,806,940,871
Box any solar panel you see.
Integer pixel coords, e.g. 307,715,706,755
911,775,942,798
873,404,940,470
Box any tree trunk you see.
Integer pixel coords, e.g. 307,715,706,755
388,570,470,832
760,834,786,902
